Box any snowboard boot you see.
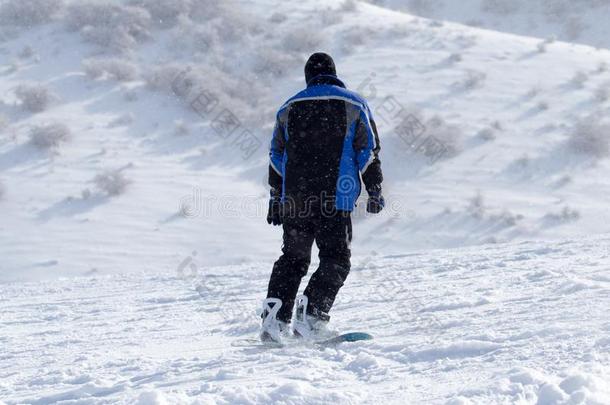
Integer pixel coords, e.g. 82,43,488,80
293,295,336,340
260,298,289,343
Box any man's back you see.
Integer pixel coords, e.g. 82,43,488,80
270,73,382,213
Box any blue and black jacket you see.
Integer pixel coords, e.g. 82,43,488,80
268,74,383,213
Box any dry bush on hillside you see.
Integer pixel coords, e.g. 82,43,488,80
0,0,63,27
29,123,71,149
15,83,56,113
567,117,610,159
94,170,131,196
481,0,521,15
83,58,138,81
65,2,151,52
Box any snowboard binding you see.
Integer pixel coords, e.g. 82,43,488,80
293,295,333,340
260,298,287,344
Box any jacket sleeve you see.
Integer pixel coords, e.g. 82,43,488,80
268,114,286,191
353,105,383,193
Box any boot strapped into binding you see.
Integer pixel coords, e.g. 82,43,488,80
260,298,287,343
293,295,332,339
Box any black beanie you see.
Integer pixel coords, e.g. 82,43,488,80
304,52,336,84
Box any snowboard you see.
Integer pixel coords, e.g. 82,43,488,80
232,332,373,349
316,332,373,346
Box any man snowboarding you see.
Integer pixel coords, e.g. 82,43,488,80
261,53,384,343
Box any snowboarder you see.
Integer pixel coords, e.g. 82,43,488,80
261,52,384,343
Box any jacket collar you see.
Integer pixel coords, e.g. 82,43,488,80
306,74,346,88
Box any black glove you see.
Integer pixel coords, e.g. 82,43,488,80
266,188,283,226
366,188,385,214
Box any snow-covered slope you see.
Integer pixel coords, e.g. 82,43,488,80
2,0,610,403
374,0,610,50
2,236,610,403
2,0,610,282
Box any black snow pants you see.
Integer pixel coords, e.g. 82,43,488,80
266,209,352,323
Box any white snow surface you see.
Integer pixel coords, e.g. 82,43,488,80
1,0,610,403
2,236,610,403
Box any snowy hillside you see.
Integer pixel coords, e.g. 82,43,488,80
2,0,610,282
374,0,610,50
2,236,610,403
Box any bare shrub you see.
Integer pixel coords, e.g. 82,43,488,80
423,115,462,159
0,27,17,42
252,48,300,78
491,210,523,227
172,20,215,53
565,17,584,41
567,117,610,158
282,29,324,53
338,26,371,54
320,9,343,26
571,71,588,88
174,119,190,136
553,175,572,188
453,70,486,91
543,207,580,224
514,154,530,169
468,192,485,219
168,4,246,46
407,0,433,15
537,37,555,53
448,53,462,63
0,114,8,131
108,113,134,128
19,45,34,59
465,19,484,27
210,10,249,42
597,62,608,73
396,108,461,162
525,86,540,99
81,26,135,52
491,120,503,131
269,12,287,23
595,86,609,102
481,0,521,14
477,128,496,141
29,123,70,149
0,0,63,27
66,2,147,32
94,170,130,196
543,1,567,22
130,0,190,28
15,83,56,113
145,64,187,94
340,0,357,12
185,0,224,22
65,3,151,52
537,41,547,53
145,63,234,102
123,87,139,102
5,59,20,74
81,188,92,200
83,58,138,81
146,62,259,124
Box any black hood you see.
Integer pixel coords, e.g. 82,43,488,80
304,52,336,84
